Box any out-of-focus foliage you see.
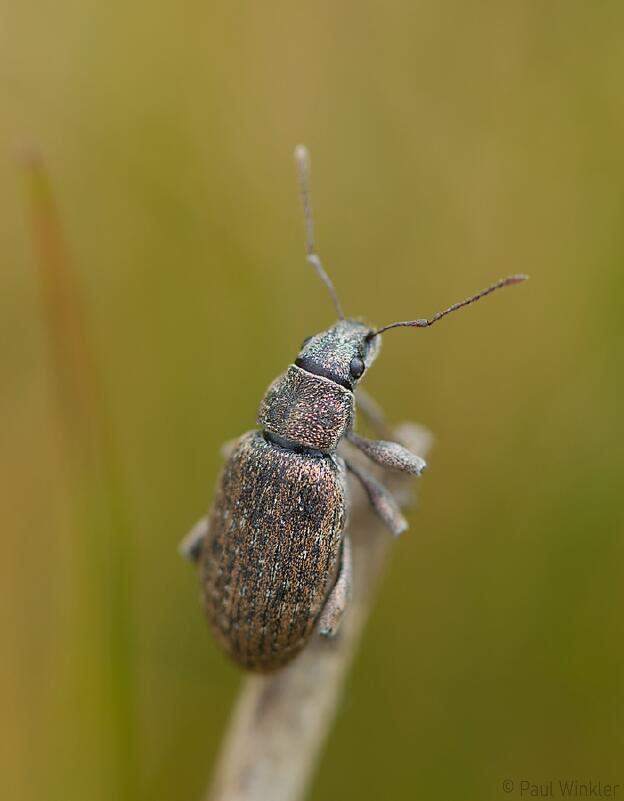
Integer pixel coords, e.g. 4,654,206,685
1,3,623,800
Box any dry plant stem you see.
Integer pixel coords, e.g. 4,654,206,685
207,423,432,801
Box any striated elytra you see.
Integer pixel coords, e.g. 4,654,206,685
180,146,527,672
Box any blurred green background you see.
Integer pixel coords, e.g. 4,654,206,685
2,3,623,800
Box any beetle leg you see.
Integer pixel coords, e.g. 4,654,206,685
355,386,393,439
220,438,238,460
319,533,352,637
347,430,427,476
178,516,209,563
346,460,408,536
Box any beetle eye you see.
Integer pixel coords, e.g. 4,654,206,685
349,356,365,379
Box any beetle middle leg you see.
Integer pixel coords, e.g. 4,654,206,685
318,533,352,638
178,439,238,563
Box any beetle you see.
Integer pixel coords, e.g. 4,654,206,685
180,146,527,672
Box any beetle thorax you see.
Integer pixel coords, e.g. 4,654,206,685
257,365,354,453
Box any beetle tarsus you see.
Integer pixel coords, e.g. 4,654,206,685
179,516,210,563
347,430,427,476
319,534,352,637
220,438,238,460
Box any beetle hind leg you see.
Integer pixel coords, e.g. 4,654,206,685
345,459,408,536
178,516,209,563
319,534,352,638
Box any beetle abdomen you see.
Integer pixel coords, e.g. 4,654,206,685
201,431,348,671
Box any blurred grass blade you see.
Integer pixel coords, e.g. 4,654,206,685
22,152,138,801
22,151,101,457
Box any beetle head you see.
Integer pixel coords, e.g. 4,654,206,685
295,320,381,391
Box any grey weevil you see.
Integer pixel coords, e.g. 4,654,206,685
180,146,527,672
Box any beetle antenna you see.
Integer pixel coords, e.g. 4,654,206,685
369,274,528,337
294,145,345,320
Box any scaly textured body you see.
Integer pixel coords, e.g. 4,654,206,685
181,145,523,673
201,431,348,671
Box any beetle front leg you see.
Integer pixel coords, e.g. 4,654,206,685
178,516,209,563
345,460,408,536
347,430,427,476
318,533,352,638
355,386,393,439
